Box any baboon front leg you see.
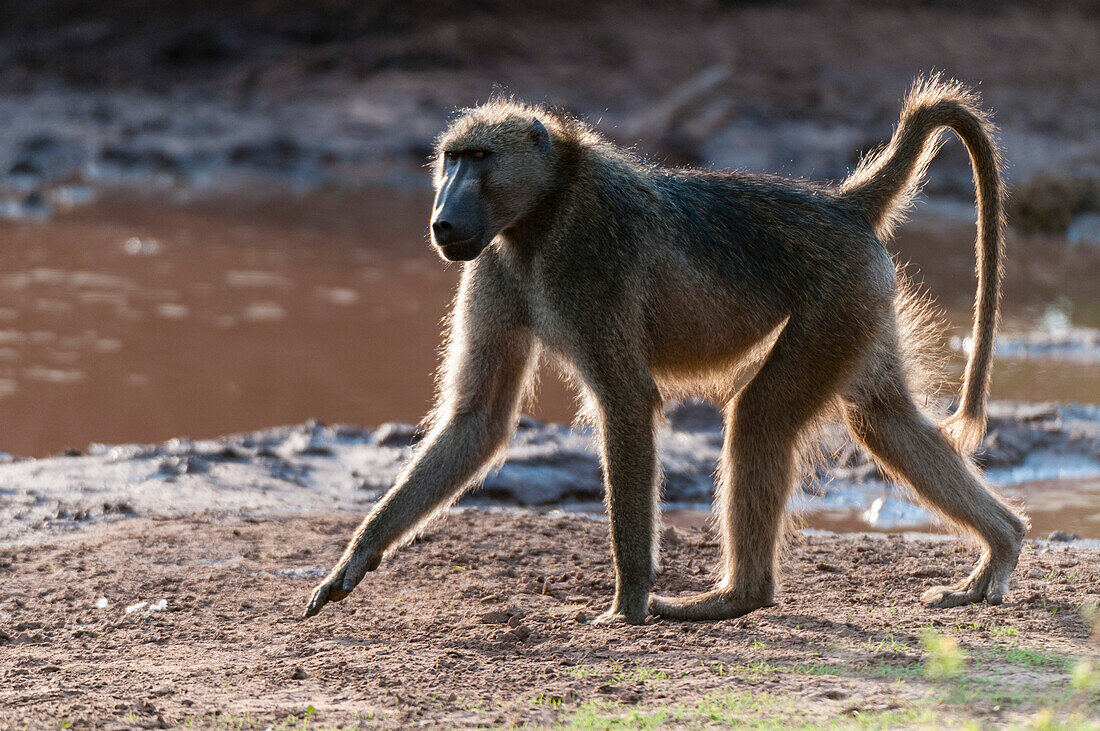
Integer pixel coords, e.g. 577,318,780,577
651,322,853,621
844,367,1025,607
303,262,536,618
589,386,661,625
303,410,522,617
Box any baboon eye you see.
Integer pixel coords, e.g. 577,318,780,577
444,151,458,163
471,151,487,161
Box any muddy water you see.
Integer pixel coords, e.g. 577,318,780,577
665,475,1100,540
0,190,578,457
0,189,1096,461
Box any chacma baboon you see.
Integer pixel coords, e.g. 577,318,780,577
304,76,1026,624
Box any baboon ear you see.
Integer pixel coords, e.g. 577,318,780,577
530,118,551,153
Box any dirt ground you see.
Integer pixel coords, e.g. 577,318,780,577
1,510,1098,729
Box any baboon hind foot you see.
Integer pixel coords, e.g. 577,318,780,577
922,544,1022,608
649,589,775,621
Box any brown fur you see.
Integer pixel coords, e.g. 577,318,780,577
304,77,1026,624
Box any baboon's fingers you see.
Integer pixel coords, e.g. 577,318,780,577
302,566,350,618
302,583,330,618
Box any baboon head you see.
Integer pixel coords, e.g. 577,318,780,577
431,103,557,261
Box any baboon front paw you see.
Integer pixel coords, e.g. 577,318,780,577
592,609,648,626
301,550,382,619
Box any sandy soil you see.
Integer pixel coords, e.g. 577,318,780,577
2,510,1098,729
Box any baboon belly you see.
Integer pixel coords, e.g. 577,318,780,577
642,261,784,373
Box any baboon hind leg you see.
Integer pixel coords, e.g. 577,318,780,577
844,357,1026,607
651,319,858,620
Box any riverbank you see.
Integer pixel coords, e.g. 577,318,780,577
1,400,1098,548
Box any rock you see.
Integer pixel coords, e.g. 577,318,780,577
974,428,1028,468
9,159,41,177
483,449,603,504
157,455,209,476
1048,530,1080,542
663,470,717,502
10,631,45,644
333,424,370,441
516,415,542,430
665,399,723,432
290,666,307,680
164,438,195,456
574,611,589,623
374,422,420,448
98,146,179,175
208,444,250,461
480,610,510,624
106,444,154,462
229,137,304,172
1067,212,1100,247
282,426,332,456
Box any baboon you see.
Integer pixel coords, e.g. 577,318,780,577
304,76,1026,624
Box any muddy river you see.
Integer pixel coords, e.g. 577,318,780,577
0,188,1097,459
663,475,1100,541
0,187,1097,537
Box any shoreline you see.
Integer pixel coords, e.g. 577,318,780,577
2,399,1097,547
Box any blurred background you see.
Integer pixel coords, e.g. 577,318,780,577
0,0,1097,457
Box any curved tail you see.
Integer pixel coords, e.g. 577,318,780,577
839,75,1005,453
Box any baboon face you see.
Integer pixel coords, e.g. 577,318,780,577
431,109,554,261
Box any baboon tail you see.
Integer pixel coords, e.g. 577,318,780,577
839,75,1005,453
